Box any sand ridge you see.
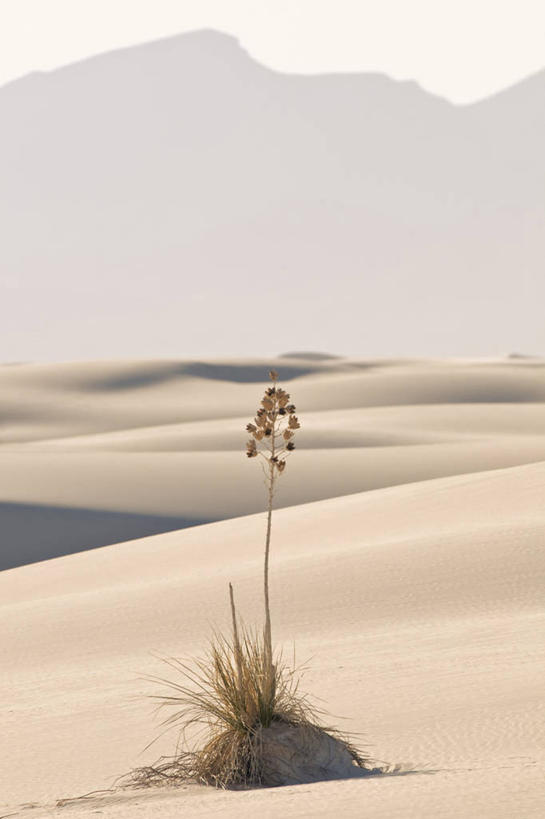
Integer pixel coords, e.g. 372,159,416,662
2,357,545,570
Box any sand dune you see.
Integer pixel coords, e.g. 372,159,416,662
3,436,545,573
2,357,545,569
3,357,545,444
1,358,545,816
1,460,544,816
10,402,545,451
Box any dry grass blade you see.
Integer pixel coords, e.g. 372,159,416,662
149,628,316,735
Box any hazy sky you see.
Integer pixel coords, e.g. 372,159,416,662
1,0,544,103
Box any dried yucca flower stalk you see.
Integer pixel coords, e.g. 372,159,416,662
123,369,373,789
245,369,301,684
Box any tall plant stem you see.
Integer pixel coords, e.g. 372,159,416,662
263,443,276,672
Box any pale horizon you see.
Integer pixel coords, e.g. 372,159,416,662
1,0,545,104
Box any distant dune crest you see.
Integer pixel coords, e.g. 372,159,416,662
278,351,343,360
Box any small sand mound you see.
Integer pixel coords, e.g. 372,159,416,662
259,722,363,786
123,721,366,790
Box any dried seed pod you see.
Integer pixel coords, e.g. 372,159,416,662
288,415,300,430
276,460,286,472
278,407,287,415
264,427,272,436
286,404,296,414
283,429,294,440
286,441,296,451
246,423,257,433
254,429,264,440
262,397,274,411
269,369,279,381
246,439,258,458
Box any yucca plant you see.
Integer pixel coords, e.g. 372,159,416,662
126,370,369,788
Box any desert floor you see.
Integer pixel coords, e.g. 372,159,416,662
1,356,544,817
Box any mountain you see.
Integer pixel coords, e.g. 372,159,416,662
0,29,543,359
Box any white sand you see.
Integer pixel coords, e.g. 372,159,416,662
1,357,544,817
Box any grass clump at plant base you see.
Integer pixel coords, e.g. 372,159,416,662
128,619,367,788
129,626,367,788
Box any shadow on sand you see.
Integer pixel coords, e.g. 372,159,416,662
84,360,331,392
0,502,206,572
